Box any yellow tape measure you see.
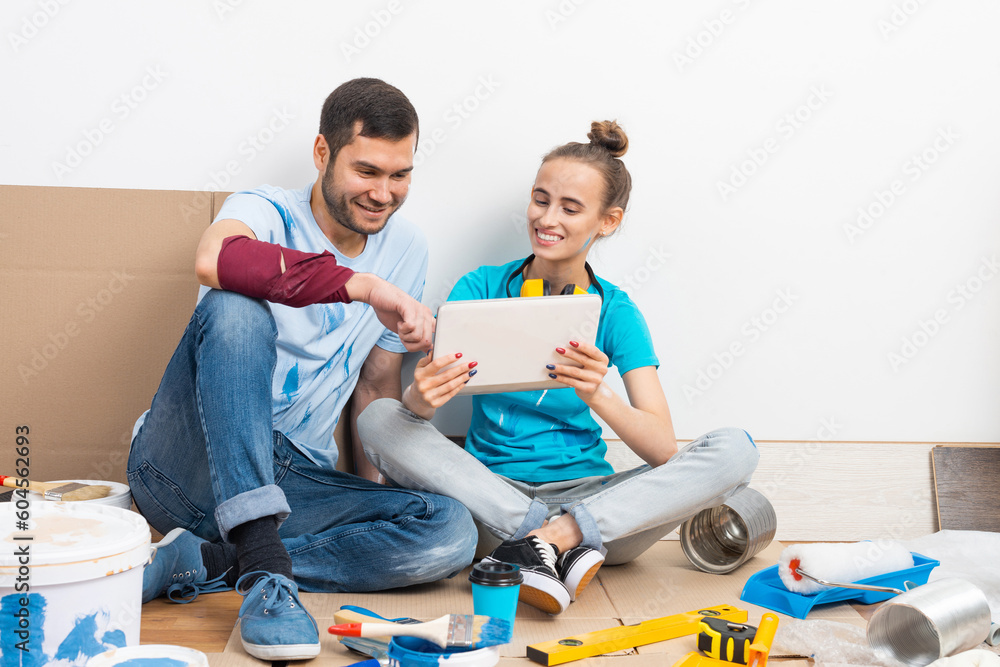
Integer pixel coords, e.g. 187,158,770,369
697,617,757,664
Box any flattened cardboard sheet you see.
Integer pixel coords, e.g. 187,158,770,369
214,541,867,665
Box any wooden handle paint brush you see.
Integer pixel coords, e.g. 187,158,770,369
0,475,111,501
328,614,512,649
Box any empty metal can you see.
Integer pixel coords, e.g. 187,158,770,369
867,577,992,666
680,487,777,574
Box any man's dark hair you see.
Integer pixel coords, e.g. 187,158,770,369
319,78,419,164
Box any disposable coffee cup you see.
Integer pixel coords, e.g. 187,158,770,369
469,561,522,636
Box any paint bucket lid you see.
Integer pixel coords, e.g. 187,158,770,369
29,479,132,510
85,644,209,666
388,636,500,667
0,502,150,587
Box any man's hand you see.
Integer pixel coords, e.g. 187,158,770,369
345,273,434,352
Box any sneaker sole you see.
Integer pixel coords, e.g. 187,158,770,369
563,551,606,601
482,555,570,615
518,583,569,615
569,560,603,601
518,570,571,615
241,637,321,661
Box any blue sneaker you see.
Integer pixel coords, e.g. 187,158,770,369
142,528,232,604
236,571,320,661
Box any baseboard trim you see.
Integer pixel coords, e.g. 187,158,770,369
605,439,942,541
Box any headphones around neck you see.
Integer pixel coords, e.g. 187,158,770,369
504,254,605,300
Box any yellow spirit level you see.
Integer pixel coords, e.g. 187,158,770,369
526,605,748,666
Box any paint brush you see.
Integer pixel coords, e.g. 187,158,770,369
328,614,512,649
0,475,112,501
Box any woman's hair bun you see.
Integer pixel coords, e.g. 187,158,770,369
587,120,628,158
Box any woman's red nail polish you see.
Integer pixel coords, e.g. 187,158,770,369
555,347,566,355
455,352,463,359
468,361,478,369
569,341,580,348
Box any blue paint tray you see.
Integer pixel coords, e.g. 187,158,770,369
740,551,939,618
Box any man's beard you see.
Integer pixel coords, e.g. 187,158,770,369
321,162,401,236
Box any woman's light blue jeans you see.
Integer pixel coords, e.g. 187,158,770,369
359,398,759,565
126,290,477,592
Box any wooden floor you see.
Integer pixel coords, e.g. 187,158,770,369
142,591,243,653
137,543,880,657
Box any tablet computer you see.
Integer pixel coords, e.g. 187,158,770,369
432,294,602,395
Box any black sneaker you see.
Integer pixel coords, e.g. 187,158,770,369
556,545,607,601
482,536,570,614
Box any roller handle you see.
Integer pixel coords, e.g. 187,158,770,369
747,614,779,667
795,567,909,595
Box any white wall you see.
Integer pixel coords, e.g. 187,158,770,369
3,0,998,443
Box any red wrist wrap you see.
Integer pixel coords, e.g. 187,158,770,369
216,235,354,307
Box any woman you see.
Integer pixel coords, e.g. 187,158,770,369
359,121,759,614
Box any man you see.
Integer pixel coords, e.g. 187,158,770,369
127,78,477,661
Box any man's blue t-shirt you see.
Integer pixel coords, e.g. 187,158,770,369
200,184,427,468
447,258,659,483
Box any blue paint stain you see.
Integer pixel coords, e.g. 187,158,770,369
266,198,297,230
323,303,346,334
343,341,355,379
1,592,48,667
114,659,187,666
281,362,299,402
0,595,128,667
101,629,127,649
55,612,109,663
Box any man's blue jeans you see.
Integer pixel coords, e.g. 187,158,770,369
126,289,477,592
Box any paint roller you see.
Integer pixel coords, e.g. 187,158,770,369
778,542,915,595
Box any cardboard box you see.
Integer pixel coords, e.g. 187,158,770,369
0,185,359,486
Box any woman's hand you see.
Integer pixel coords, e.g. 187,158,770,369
547,340,610,404
402,351,478,420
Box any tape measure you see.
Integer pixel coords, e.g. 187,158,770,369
521,279,588,297
697,617,757,664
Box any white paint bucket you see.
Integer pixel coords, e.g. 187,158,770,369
29,479,133,511
86,644,209,666
0,502,150,666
